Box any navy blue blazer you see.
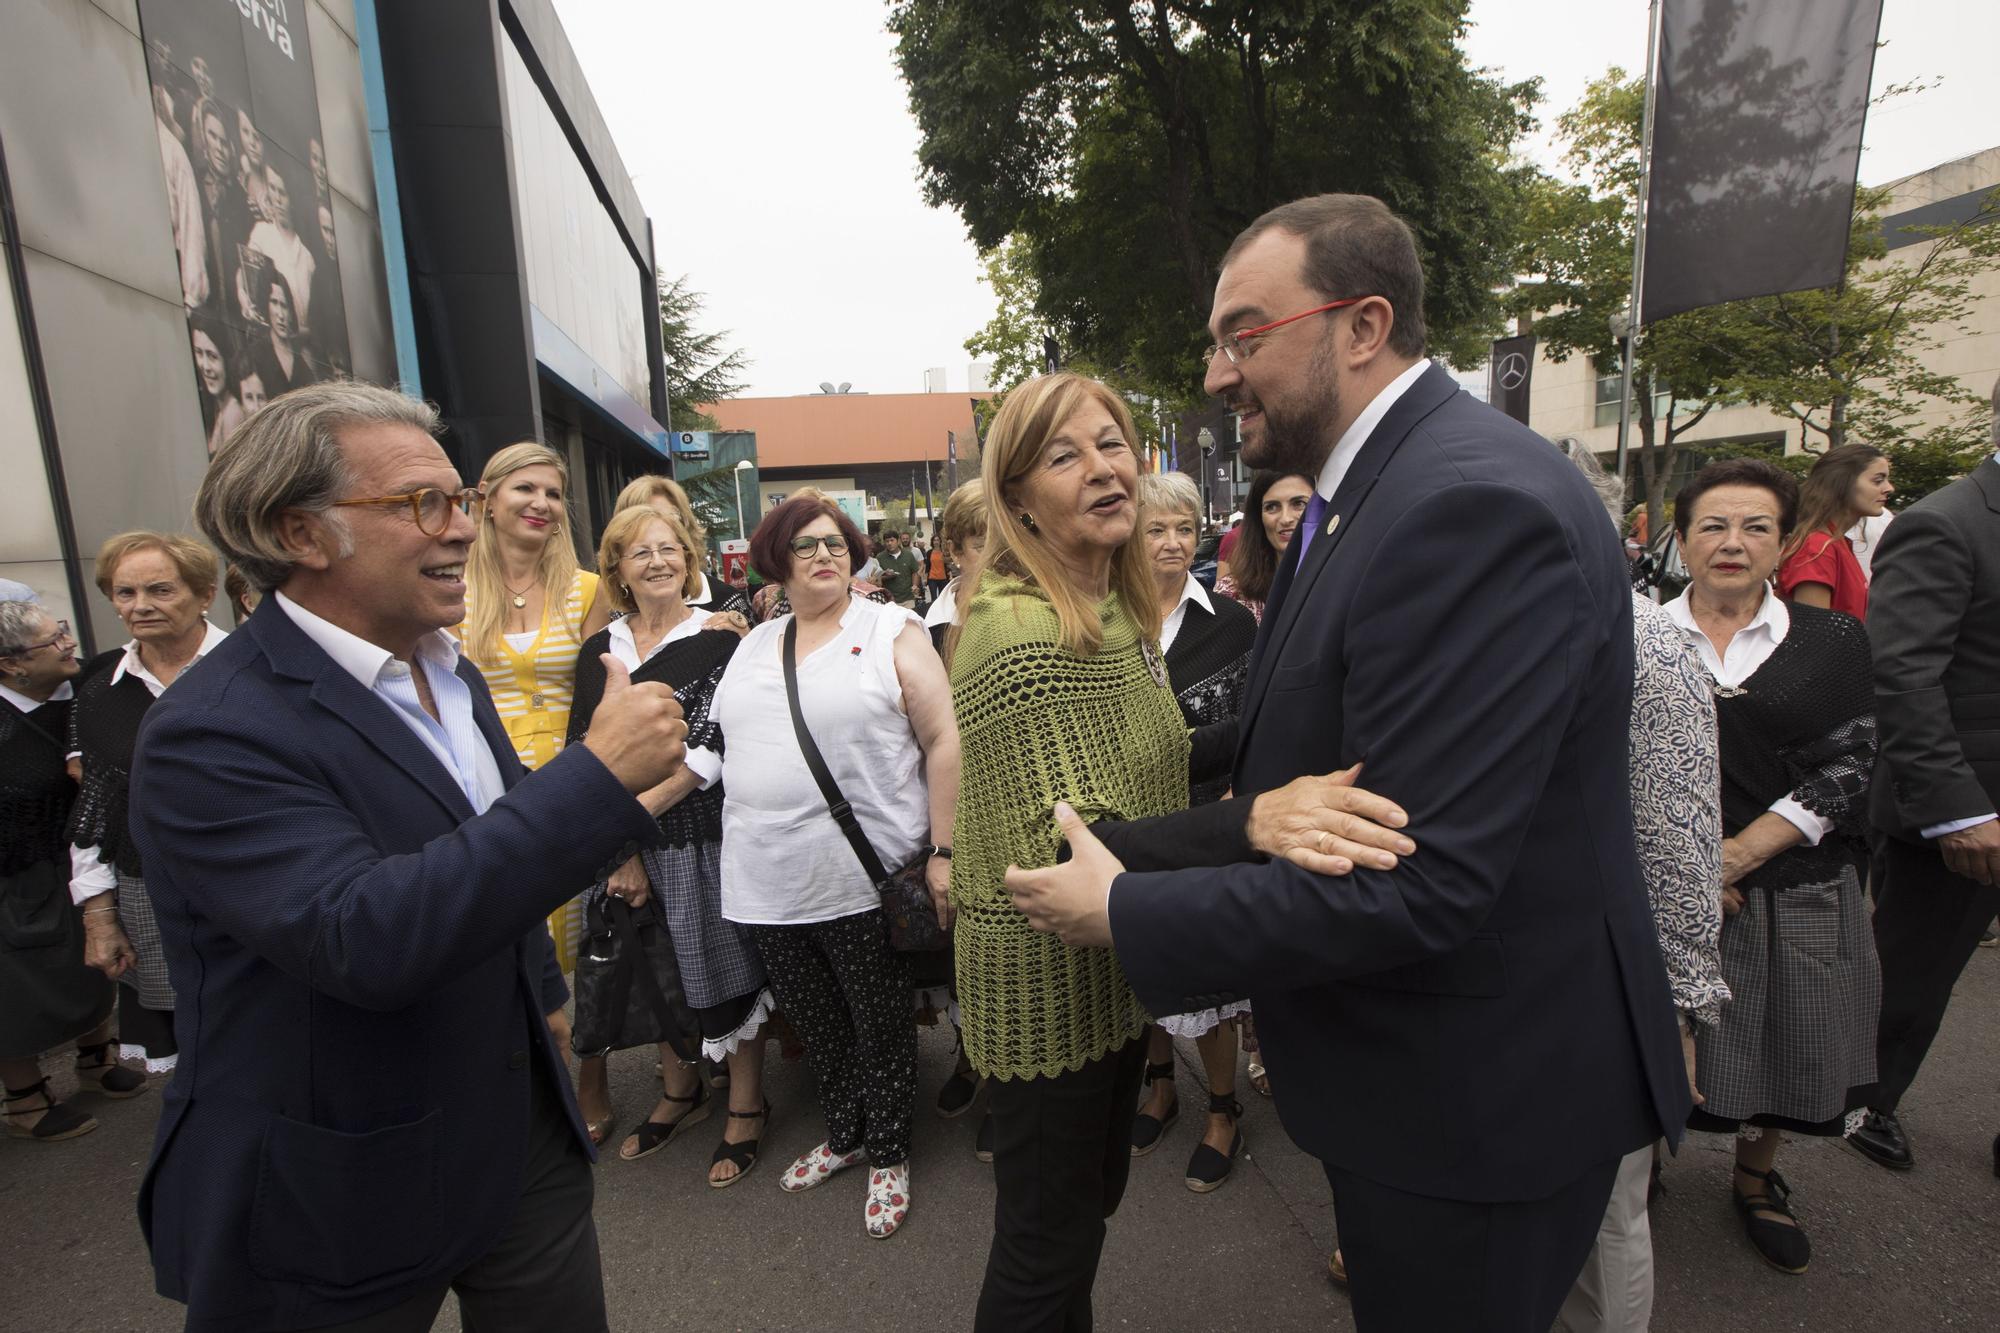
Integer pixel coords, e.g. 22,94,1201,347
1111,363,1690,1203
128,599,658,1331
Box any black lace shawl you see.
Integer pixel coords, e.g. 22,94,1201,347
1714,604,1876,892
1165,593,1258,806
1,696,77,876
567,620,741,850
66,654,154,877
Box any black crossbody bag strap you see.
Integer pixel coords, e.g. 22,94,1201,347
607,895,697,1065
782,618,890,885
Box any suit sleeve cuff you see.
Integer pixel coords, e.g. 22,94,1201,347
1923,812,1998,839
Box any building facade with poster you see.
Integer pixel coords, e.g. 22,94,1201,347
0,0,671,650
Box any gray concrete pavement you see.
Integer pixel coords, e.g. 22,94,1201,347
4,949,1994,1332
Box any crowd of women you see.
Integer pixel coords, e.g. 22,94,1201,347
0,368,1933,1327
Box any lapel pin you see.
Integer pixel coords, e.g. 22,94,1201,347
1326,513,1341,536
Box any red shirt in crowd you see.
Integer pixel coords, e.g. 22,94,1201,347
1777,527,1869,620
1217,523,1241,565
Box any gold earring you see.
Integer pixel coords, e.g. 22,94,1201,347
1018,512,1038,532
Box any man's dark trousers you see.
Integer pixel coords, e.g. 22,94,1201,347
314,1063,606,1333
1869,837,2000,1113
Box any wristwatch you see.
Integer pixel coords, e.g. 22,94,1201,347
924,844,953,860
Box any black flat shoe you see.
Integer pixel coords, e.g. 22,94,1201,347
1130,1060,1179,1157
1184,1094,1244,1193
3,1079,98,1142
1733,1166,1811,1275
619,1084,711,1162
936,1067,985,1119
73,1042,148,1099
708,1100,770,1188
1847,1108,1913,1170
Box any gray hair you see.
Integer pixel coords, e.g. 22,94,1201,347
195,380,440,591
0,600,50,657
1137,470,1204,527
1559,437,1627,531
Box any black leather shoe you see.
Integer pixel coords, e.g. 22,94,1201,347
1847,1108,1914,1170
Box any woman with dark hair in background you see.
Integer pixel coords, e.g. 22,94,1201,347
249,269,317,399
2,602,149,1142
1663,458,1880,1276
713,493,958,1238
1777,444,1894,621
189,315,242,454
1212,469,1314,623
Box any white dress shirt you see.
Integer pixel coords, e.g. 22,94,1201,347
70,622,230,904
1662,588,1834,846
1158,572,1214,655
606,608,721,790
275,593,505,815
922,579,960,633
1312,358,1433,503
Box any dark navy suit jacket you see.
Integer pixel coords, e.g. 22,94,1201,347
128,598,657,1331
1111,363,1690,1203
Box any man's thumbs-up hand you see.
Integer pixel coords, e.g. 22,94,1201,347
581,654,687,793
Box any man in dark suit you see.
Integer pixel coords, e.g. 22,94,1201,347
1848,381,2000,1176
1008,195,1689,1331
129,383,687,1332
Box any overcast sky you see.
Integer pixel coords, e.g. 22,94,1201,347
551,0,1996,398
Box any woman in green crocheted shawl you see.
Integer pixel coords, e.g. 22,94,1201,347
951,372,1190,1329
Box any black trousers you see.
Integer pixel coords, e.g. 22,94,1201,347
974,1036,1146,1333
311,1064,606,1333
1327,1154,1620,1333
1869,835,2000,1112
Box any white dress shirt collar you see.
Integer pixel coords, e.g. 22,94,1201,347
111,620,230,696
1314,358,1433,500
0,678,72,713
274,592,465,689
1159,571,1214,655
605,606,704,670
1662,584,1789,691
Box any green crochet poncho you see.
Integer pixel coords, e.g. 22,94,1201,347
949,575,1191,1081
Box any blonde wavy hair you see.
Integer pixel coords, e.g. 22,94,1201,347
973,373,1160,655
463,441,582,664
597,504,701,614
613,474,707,550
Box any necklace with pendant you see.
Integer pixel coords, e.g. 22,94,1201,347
501,576,535,610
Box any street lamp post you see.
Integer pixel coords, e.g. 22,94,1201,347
732,458,755,541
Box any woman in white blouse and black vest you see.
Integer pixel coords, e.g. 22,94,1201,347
709,493,959,1240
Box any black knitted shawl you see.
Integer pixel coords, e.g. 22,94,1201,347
567,619,740,849
1,694,77,877
1713,604,1876,892
1164,592,1258,806
66,652,153,877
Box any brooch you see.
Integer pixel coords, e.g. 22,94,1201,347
1140,637,1169,689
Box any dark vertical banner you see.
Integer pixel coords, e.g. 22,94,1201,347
1488,335,1536,425
138,0,351,456
1641,0,1884,324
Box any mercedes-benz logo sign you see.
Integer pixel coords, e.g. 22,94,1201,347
1495,352,1530,391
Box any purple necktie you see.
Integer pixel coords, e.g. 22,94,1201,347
1293,490,1330,564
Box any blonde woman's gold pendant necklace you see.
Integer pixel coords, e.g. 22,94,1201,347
501,576,535,610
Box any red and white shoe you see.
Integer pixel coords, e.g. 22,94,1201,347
779,1141,865,1193
865,1162,911,1238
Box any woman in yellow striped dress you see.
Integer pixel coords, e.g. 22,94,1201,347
456,442,612,978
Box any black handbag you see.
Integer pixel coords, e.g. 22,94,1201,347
569,890,701,1061
782,619,947,953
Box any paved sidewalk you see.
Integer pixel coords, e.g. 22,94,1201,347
4,949,1994,1332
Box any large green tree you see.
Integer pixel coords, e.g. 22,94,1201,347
658,272,749,432
891,0,1536,397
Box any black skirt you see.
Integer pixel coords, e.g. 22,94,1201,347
0,860,114,1061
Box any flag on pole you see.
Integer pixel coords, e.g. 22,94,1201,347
1640,0,1883,324
1487,335,1536,425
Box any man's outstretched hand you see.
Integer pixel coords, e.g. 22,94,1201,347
1006,802,1123,949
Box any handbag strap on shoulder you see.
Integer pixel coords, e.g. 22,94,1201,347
783,617,890,885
